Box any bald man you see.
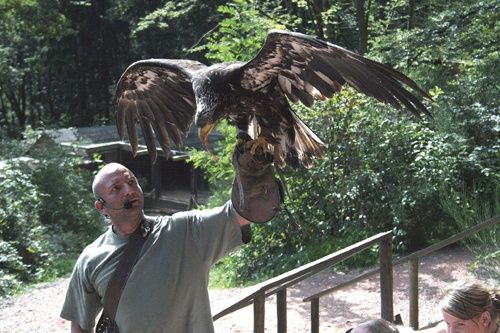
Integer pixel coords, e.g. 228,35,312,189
349,319,418,333
61,158,278,332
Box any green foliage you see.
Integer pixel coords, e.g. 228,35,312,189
440,185,500,282
0,0,72,134
192,0,298,62
188,122,237,207
0,162,48,283
128,0,227,59
0,131,103,297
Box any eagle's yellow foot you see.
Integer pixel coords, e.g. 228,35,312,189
250,137,268,155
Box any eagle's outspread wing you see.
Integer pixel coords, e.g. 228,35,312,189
114,31,430,169
240,30,431,117
115,59,206,162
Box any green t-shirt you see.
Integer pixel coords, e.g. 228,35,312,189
61,201,243,332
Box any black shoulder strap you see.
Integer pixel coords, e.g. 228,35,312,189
96,219,152,331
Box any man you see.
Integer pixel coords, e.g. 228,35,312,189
349,317,482,333
349,319,416,333
61,138,282,332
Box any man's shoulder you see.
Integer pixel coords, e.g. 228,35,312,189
77,229,123,265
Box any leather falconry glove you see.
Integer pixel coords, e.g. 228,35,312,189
231,133,284,224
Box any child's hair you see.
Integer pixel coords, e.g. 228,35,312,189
440,283,500,323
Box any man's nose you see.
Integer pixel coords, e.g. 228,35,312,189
124,183,136,195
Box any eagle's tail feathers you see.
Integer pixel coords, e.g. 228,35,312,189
273,145,287,169
290,112,325,169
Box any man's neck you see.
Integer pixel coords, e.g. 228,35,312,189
111,214,144,236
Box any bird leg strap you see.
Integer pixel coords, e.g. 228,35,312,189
231,133,284,223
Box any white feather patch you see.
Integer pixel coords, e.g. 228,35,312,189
304,83,325,100
247,116,260,139
291,112,324,146
314,71,335,86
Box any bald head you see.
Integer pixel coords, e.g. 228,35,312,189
92,163,133,200
351,319,399,333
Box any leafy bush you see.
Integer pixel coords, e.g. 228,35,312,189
440,186,500,283
30,148,104,252
0,133,103,297
0,161,52,296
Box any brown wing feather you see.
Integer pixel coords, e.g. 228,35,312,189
114,59,205,163
241,30,430,116
238,30,431,168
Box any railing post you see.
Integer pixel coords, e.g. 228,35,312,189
379,235,394,322
409,258,419,329
277,288,287,333
254,291,265,333
310,298,320,333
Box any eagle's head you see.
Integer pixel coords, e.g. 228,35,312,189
193,63,241,154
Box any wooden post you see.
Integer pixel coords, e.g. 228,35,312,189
117,147,123,164
379,235,394,322
311,298,320,333
277,288,287,333
152,160,161,200
254,291,265,333
190,164,198,203
409,258,419,329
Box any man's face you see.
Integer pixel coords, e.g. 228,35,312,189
97,166,144,218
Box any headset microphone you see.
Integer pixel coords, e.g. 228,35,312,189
99,198,134,210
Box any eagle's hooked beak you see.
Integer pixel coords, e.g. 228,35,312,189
199,123,218,160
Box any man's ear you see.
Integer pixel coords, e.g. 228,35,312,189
95,200,104,211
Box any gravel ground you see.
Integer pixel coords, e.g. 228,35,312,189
0,245,490,333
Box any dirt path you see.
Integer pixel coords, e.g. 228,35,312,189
0,245,489,332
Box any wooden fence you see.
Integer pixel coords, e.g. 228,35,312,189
213,231,394,333
213,215,500,332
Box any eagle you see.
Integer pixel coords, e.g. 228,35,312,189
114,30,431,169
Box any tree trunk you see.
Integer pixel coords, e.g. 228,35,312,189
0,94,14,136
354,0,372,54
407,0,416,30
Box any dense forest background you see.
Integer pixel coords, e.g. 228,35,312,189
0,0,498,294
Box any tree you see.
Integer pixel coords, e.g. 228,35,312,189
0,0,71,135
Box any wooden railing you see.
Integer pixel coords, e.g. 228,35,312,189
213,215,499,332
303,215,500,331
213,231,394,333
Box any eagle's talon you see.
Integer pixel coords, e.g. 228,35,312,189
249,137,268,155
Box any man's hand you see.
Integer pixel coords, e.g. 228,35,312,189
231,133,284,223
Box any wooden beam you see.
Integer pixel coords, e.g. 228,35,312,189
379,236,393,321
277,289,287,333
311,298,319,333
409,258,419,329
254,291,265,333
151,160,161,200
